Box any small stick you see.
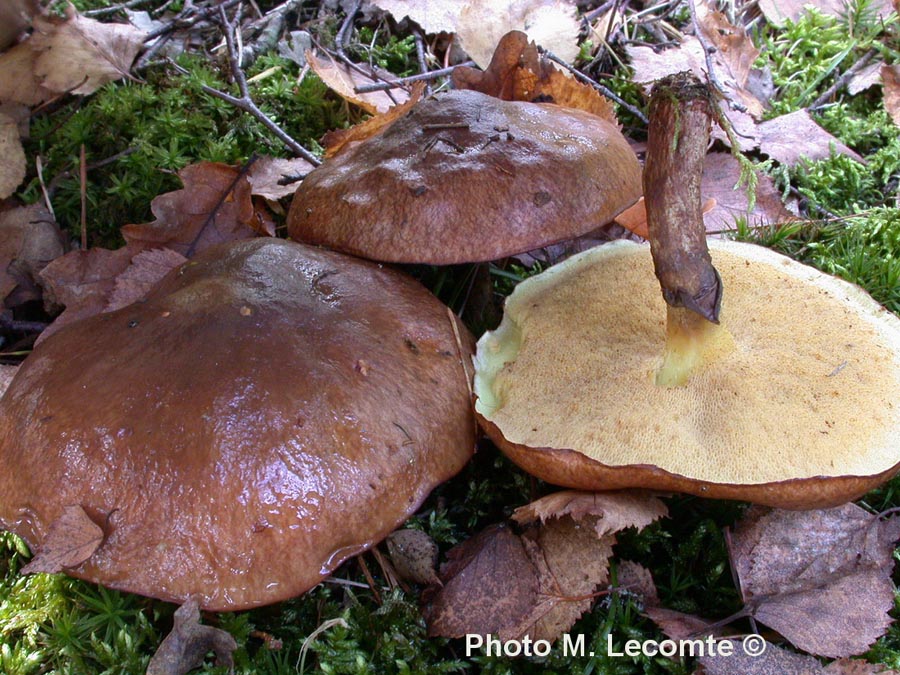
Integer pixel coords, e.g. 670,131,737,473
356,554,382,605
174,8,321,166
809,48,878,109
353,62,474,93
539,49,649,124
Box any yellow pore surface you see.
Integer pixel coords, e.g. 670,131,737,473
473,240,900,484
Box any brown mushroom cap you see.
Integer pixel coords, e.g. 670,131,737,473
0,238,476,610
474,239,900,509
287,89,642,264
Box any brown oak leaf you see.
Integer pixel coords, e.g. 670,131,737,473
121,162,272,258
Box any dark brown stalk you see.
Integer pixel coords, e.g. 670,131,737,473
643,72,722,324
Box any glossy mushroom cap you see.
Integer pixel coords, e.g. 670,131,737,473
287,89,642,264
474,239,900,509
0,238,476,610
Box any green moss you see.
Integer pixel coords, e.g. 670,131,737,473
19,55,345,247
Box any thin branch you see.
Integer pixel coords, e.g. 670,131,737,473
809,48,878,109
539,49,649,124
83,0,157,17
175,7,321,166
353,62,474,93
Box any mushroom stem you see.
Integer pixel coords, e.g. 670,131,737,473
643,73,733,387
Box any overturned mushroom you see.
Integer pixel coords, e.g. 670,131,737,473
287,89,642,264
0,238,476,610
473,238,900,508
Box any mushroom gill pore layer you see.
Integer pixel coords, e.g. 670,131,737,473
474,239,900,508
287,89,642,264
0,238,476,610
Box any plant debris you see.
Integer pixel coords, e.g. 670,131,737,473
146,599,237,675
425,491,666,644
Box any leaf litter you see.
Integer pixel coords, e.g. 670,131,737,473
617,503,900,673
424,490,667,643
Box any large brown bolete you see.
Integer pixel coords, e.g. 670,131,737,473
473,239,900,509
0,238,476,610
287,89,642,264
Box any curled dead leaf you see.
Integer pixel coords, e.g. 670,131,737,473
322,82,425,158
452,31,616,121
147,599,237,675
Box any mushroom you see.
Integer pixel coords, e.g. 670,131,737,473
287,89,642,264
473,238,900,509
0,238,476,610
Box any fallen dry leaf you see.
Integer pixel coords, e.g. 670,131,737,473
0,0,40,51
21,504,103,574
848,61,884,95
729,505,900,658
627,34,764,120
38,246,134,341
385,528,441,586
0,43,55,106
0,4,146,105
512,490,668,538
457,0,580,71
147,599,237,675
424,524,539,638
38,244,186,342
758,110,865,166
882,65,900,127
306,50,407,115
105,247,186,312
693,4,764,118
452,30,616,120
371,0,580,70
701,152,796,233
247,156,317,199
122,162,271,258
31,4,146,96
322,82,426,158
0,113,26,199
698,640,899,675
501,516,613,642
697,638,825,675
614,560,719,642
427,491,665,644
0,203,66,307
757,0,893,25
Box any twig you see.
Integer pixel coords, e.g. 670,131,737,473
83,0,156,17
144,0,242,42
35,156,55,220
413,29,431,96
0,315,48,334
177,7,321,165
44,147,138,201
353,62,474,93
335,0,361,61
809,48,878,109
539,49,649,124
